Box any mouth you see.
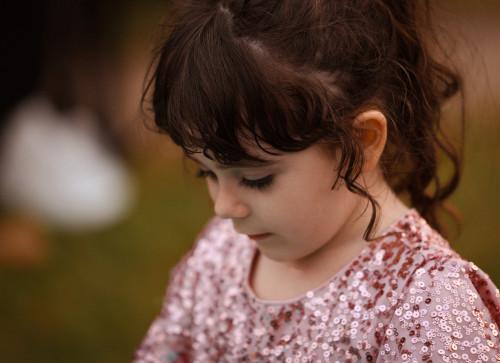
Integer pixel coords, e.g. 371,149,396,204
247,233,272,241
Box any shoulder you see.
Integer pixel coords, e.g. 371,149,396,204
379,211,499,305
191,217,254,263
368,211,500,360
380,210,454,259
364,209,500,325
173,217,255,285
372,210,464,280
133,217,255,361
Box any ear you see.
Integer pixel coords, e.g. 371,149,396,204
353,110,387,173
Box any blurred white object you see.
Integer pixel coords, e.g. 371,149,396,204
0,95,135,231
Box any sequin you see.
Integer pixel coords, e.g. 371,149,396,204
133,210,500,362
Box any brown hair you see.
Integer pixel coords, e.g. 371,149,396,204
145,0,463,239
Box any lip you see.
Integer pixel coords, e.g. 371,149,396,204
247,233,271,241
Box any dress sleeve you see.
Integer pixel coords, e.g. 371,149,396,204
376,258,500,363
132,253,195,363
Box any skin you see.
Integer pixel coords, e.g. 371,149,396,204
189,110,409,300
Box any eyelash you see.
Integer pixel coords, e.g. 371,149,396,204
196,169,274,190
239,174,274,190
196,169,216,179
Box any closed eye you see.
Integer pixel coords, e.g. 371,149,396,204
196,169,217,180
239,174,274,190
197,168,274,190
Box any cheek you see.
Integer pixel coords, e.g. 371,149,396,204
288,187,356,234
206,178,218,202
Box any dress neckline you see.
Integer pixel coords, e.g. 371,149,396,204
242,208,420,304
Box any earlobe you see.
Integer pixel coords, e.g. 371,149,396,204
353,110,387,173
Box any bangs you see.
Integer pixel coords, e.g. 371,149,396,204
150,5,347,165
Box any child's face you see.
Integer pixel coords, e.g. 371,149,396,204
189,145,366,266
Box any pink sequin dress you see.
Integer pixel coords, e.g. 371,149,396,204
134,210,500,362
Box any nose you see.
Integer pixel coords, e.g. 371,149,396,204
212,183,250,220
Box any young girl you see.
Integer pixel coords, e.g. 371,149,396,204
134,0,500,361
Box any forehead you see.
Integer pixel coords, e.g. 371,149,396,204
186,143,336,172
187,134,284,165
185,148,280,169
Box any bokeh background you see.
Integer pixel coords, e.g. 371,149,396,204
0,1,499,362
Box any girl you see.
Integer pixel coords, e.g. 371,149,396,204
134,0,500,361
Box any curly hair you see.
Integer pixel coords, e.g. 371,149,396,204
144,0,463,239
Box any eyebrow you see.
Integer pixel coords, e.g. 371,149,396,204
184,153,277,169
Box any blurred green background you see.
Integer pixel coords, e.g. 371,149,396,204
0,1,499,362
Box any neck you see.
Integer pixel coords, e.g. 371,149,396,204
250,172,409,301
364,171,410,236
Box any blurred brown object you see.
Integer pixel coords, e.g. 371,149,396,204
0,215,50,269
